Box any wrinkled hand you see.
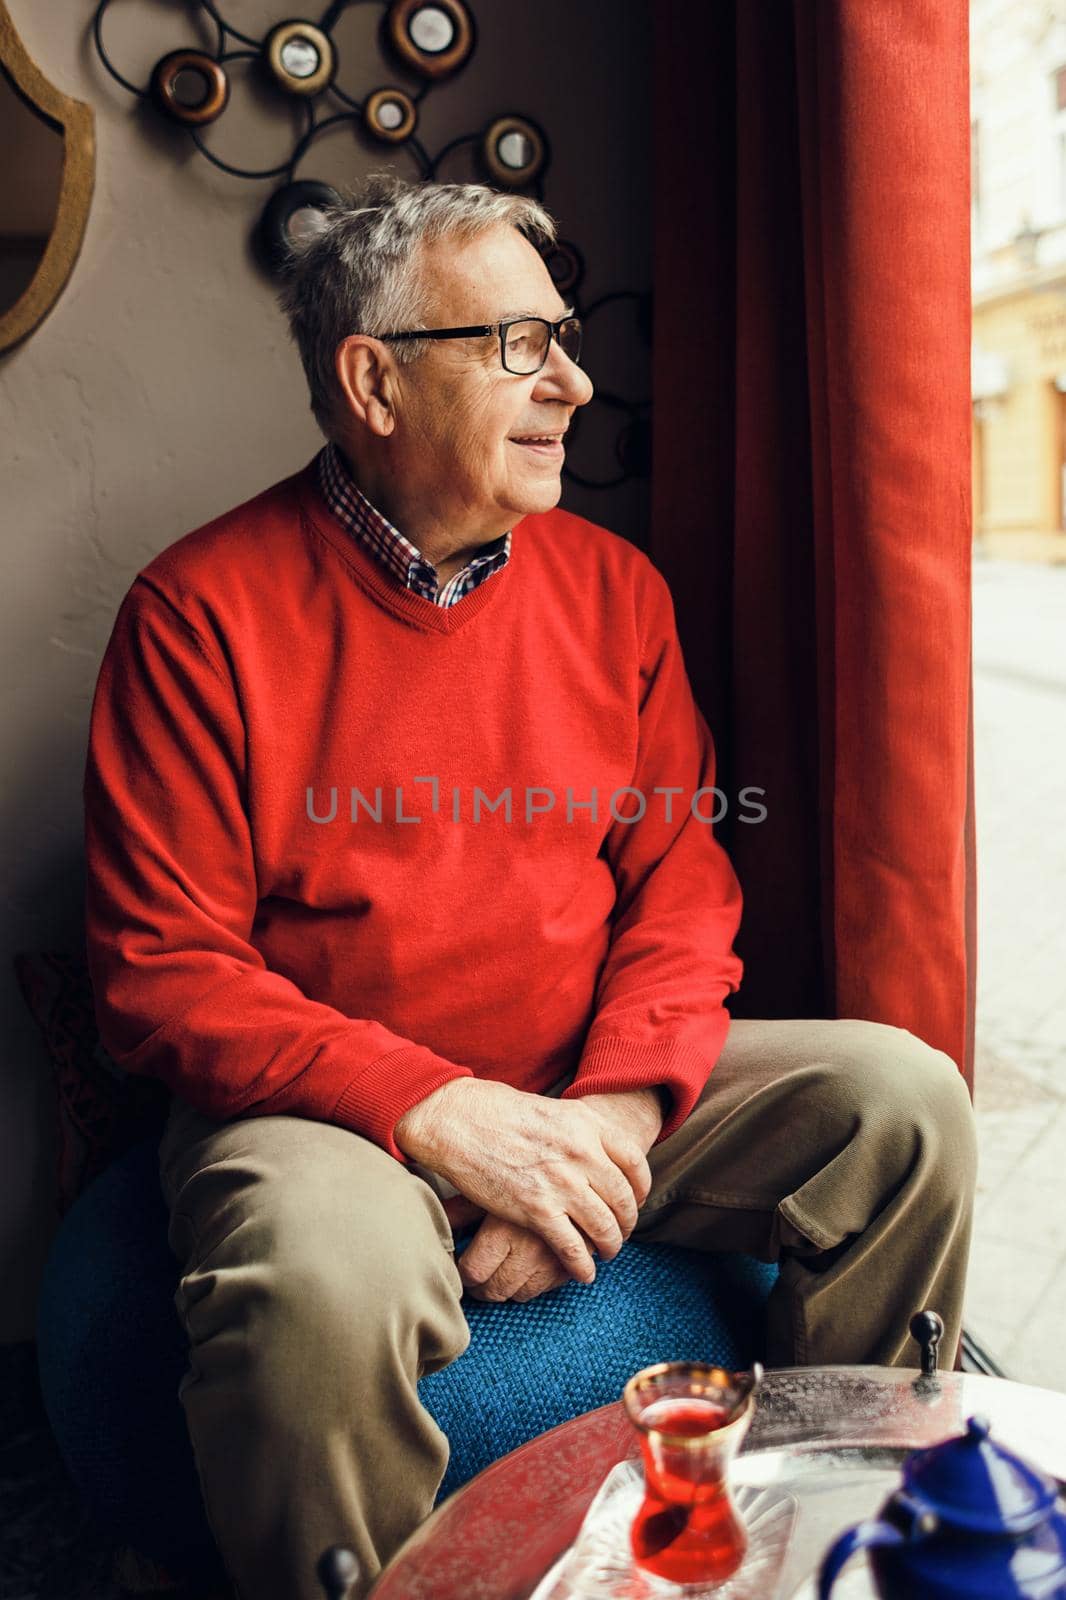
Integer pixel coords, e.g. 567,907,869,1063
460,1091,663,1303
395,1079,657,1283
459,1215,572,1302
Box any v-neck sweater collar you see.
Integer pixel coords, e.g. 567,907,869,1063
295,458,518,638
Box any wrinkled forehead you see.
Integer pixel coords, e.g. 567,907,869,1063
414,224,569,326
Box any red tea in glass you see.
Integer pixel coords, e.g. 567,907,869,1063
622,1362,760,1586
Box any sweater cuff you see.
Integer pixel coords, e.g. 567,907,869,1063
331,1046,473,1161
561,1028,724,1141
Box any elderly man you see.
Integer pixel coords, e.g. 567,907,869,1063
83,174,976,1600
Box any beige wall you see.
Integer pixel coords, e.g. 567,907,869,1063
0,1,651,1338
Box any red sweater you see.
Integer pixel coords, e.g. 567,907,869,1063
83,460,744,1159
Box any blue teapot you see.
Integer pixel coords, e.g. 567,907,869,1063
818,1415,1066,1599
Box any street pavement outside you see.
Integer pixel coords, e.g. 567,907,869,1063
966,554,1066,1390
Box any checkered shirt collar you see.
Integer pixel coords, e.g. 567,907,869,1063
316,442,511,608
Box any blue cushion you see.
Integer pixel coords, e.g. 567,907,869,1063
36,1136,777,1581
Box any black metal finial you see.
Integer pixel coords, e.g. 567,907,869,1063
910,1309,945,1376
316,1546,361,1599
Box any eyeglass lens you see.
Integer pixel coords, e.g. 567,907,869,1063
503,317,582,374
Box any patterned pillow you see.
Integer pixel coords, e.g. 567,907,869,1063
13,950,170,1217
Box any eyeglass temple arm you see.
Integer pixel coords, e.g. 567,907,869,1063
380,325,495,342
381,317,578,342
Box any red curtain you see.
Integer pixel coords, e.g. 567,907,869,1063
651,1,976,1090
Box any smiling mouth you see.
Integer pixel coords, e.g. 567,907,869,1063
510,434,567,457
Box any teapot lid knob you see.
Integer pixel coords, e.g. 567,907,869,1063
966,1415,992,1443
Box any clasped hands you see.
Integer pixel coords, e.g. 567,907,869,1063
394,1079,663,1306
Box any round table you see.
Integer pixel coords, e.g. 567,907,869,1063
369,1366,1066,1599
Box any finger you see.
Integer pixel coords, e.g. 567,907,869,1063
564,1181,626,1260
478,1239,549,1302
483,1251,543,1300
597,1133,654,1210
480,1241,547,1305
510,1223,595,1301
466,1258,519,1302
458,1224,512,1288
530,1210,598,1283
580,1140,644,1234
586,1160,639,1239
510,1258,572,1301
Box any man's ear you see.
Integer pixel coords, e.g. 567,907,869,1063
335,335,397,438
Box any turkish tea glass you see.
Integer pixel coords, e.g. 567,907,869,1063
622,1361,762,1587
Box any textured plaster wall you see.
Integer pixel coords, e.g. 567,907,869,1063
0,1,651,1338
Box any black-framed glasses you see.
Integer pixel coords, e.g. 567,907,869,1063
380,314,583,376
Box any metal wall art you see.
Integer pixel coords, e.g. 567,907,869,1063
90,0,648,487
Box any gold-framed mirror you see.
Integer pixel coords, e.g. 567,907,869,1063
0,4,94,354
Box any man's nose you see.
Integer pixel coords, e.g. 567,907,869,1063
535,342,594,407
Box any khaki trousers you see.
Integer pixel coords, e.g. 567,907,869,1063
157,1017,976,1600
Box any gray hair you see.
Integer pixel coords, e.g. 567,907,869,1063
276,172,558,436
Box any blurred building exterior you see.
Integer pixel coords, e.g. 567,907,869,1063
972,0,1066,561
